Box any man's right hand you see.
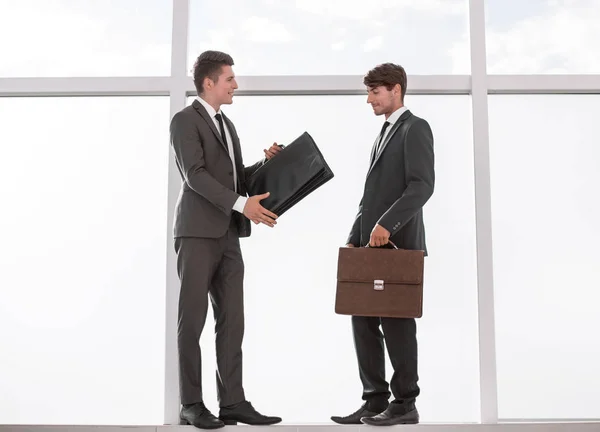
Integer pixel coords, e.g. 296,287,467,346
243,192,278,227
346,243,355,248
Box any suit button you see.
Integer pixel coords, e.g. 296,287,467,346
228,171,233,176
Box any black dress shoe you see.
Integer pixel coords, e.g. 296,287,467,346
219,400,282,425
180,402,225,429
361,405,419,426
331,402,389,425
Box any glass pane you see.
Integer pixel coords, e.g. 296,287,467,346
490,95,600,419
188,0,470,75
0,97,170,424
185,94,479,422
0,0,172,77
485,0,599,74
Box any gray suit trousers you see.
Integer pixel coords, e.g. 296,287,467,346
175,220,245,406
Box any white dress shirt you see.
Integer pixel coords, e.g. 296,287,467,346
375,106,408,156
196,96,247,214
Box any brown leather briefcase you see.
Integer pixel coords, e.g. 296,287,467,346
335,244,425,318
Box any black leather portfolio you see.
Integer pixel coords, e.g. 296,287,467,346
245,132,334,216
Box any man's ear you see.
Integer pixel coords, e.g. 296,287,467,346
203,76,213,91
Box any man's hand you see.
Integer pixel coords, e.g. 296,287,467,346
243,192,278,227
345,243,355,248
369,224,390,247
264,142,283,160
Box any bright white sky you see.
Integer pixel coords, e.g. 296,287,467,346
0,0,599,76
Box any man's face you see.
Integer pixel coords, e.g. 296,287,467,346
366,84,401,116
205,65,238,106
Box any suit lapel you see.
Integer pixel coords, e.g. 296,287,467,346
368,135,380,165
222,113,246,192
192,100,228,152
366,110,411,179
223,113,244,172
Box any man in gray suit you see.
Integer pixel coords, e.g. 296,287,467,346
170,50,282,429
331,63,435,426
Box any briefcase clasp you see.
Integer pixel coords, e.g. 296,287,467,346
374,279,384,291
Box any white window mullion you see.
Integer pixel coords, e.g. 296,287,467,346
164,0,190,425
0,77,170,96
469,0,499,424
184,75,472,96
488,74,600,94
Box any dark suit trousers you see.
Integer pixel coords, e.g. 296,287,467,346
175,220,245,407
352,316,420,410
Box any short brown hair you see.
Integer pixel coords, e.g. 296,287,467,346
364,63,407,101
192,50,234,95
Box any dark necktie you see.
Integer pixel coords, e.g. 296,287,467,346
214,113,229,154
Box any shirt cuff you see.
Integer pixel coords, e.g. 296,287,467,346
233,196,247,214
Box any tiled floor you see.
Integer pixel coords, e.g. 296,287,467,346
2,423,600,432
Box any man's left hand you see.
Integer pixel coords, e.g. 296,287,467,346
264,142,283,160
369,224,391,247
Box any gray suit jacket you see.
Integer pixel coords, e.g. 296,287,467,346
347,110,435,255
170,99,262,239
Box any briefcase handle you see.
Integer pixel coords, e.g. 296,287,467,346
365,240,398,249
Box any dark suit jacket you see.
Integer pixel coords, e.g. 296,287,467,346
347,110,435,255
170,99,262,239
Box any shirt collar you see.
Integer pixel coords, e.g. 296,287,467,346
386,106,408,126
196,96,221,118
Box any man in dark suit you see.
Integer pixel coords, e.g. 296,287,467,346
170,50,282,429
331,63,435,426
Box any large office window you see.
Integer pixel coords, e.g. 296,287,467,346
0,0,172,77
188,0,471,75
489,95,600,419
0,97,170,424
185,94,480,422
2,0,598,426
